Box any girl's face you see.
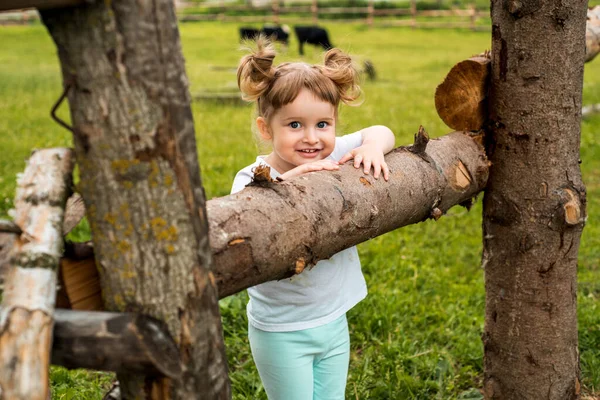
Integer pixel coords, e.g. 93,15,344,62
258,88,337,174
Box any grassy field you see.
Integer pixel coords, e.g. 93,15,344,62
1,19,600,400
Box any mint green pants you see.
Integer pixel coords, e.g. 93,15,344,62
248,314,350,400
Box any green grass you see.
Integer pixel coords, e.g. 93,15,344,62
1,20,599,399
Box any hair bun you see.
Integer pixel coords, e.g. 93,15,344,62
237,36,277,101
320,48,361,104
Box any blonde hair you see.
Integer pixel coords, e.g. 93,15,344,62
237,36,361,125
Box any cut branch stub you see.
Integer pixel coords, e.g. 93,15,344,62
409,125,430,155
435,54,491,131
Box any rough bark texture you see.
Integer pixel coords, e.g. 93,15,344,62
211,130,489,297
40,2,229,399
51,309,182,379
0,148,74,400
484,1,587,399
435,53,491,132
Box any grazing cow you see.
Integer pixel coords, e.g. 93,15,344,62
261,25,290,46
239,26,290,46
293,26,333,56
239,27,260,41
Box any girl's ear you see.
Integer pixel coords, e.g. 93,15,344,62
257,117,272,140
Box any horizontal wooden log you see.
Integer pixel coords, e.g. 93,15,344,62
0,148,74,400
43,130,488,310
0,0,86,12
209,130,488,297
51,309,182,379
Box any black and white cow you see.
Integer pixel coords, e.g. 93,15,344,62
293,26,333,56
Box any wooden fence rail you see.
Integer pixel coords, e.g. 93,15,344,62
178,0,487,30
1,1,489,30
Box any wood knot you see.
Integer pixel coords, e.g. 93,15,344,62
431,207,443,220
295,258,306,274
563,188,582,226
508,0,522,15
359,176,372,186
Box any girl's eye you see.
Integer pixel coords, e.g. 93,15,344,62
290,121,301,129
317,121,328,129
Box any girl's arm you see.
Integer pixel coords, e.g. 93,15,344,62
339,125,395,181
360,125,396,155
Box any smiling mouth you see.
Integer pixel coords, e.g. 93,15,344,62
298,149,320,153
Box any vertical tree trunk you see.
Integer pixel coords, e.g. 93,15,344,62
0,148,74,400
483,1,587,399
40,2,230,398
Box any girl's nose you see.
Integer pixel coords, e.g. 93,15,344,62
303,128,318,144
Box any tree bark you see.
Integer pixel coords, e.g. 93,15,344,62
483,2,587,399
40,2,229,399
0,148,74,400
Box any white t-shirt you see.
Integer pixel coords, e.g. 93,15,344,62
230,131,368,332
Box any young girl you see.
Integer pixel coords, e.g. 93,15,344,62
231,37,395,400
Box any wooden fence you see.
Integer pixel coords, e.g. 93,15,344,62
177,0,489,30
1,3,488,30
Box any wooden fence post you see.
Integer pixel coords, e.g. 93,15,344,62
367,0,374,27
410,0,416,29
312,0,318,25
470,2,476,31
272,0,279,25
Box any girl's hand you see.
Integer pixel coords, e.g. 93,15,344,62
339,142,390,181
278,160,340,181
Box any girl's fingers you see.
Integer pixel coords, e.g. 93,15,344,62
382,162,390,181
372,161,380,179
363,159,372,176
339,152,354,164
353,154,363,169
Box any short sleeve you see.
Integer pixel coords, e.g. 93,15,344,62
231,169,254,195
329,131,364,162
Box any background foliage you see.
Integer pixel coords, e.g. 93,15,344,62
0,16,599,399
